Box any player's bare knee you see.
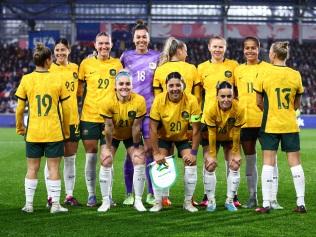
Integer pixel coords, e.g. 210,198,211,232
229,159,240,171
132,156,145,165
204,160,217,172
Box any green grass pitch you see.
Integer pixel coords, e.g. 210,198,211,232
0,128,316,237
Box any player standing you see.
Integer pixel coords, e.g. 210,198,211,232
254,41,306,213
16,43,71,213
120,20,160,206
197,36,240,207
78,32,123,207
44,38,80,207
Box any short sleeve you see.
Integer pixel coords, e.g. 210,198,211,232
189,96,202,123
191,65,200,86
149,96,161,121
253,71,264,94
153,68,163,89
136,95,147,118
99,97,113,119
296,72,304,95
78,59,86,81
235,105,246,127
15,77,27,101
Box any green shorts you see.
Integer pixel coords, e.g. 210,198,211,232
240,127,260,142
259,132,300,152
158,139,191,156
200,138,232,150
26,141,64,158
100,137,144,149
80,121,104,141
67,124,80,142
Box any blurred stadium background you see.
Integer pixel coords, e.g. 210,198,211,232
0,0,315,124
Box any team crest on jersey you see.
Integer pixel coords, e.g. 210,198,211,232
181,111,190,120
110,69,117,76
73,72,78,80
227,118,236,125
83,129,89,135
224,70,232,78
149,62,157,70
128,111,136,119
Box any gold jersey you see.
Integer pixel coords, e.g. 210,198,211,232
150,92,202,141
79,56,123,122
99,92,146,140
202,99,246,141
15,71,70,142
253,65,304,133
198,59,238,108
50,62,79,125
234,61,270,128
153,61,200,95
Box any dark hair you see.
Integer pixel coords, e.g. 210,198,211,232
166,72,182,83
55,38,70,49
132,19,149,37
216,81,233,95
243,36,260,48
95,32,111,41
33,43,52,67
271,41,289,61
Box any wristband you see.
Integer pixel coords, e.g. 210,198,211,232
190,149,198,156
133,142,140,148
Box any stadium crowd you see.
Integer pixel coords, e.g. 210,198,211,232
0,38,315,114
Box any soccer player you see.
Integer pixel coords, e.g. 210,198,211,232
197,36,240,207
153,37,201,206
15,43,71,213
254,41,306,213
44,38,80,207
78,32,123,207
98,70,147,212
120,20,160,206
202,81,245,212
234,36,282,209
149,72,201,213
153,37,201,102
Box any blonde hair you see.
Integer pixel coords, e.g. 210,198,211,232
209,35,227,46
159,37,186,66
271,41,290,61
33,43,51,67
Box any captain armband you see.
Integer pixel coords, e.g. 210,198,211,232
190,114,201,122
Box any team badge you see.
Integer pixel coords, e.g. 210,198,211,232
224,70,232,78
73,72,78,80
128,111,136,119
110,69,117,76
181,111,190,119
227,118,236,125
149,62,157,70
83,129,89,135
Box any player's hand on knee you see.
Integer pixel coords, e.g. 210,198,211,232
205,157,217,172
183,154,196,166
154,153,167,165
229,155,241,170
132,147,145,164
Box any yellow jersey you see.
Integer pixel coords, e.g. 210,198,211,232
150,92,202,141
15,71,70,142
50,62,79,125
99,92,146,140
253,65,304,133
79,56,123,123
153,61,200,96
234,61,270,128
198,59,238,108
202,99,246,142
